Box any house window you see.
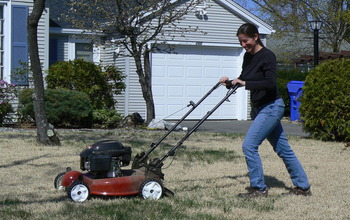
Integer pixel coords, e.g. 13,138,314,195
0,5,4,79
68,37,99,62
75,43,93,62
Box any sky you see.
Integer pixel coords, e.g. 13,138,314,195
232,0,260,16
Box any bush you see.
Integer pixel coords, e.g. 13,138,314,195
18,88,93,128
276,69,308,116
46,59,125,109
0,80,16,124
299,59,350,141
0,102,12,125
92,108,123,128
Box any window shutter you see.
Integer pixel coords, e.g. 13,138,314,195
11,5,29,85
49,38,58,66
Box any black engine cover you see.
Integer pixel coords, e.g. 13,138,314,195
80,140,132,171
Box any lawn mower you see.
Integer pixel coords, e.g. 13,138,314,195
54,81,240,202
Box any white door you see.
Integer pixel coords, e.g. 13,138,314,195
151,45,246,120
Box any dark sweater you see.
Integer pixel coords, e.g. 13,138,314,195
238,47,280,107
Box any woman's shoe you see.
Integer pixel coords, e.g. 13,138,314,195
238,188,268,198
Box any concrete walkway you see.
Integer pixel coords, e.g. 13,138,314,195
177,119,309,137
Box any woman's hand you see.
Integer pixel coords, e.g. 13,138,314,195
232,78,246,86
219,76,229,85
219,76,246,87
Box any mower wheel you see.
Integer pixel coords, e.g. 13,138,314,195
140,179,163,200
68,181,90,202
54,172,66,190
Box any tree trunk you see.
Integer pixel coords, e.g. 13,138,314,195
133,49,155,124
27,0,60,145
143,49,155,124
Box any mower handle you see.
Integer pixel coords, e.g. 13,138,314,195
155,83,240,167
138,81,221,163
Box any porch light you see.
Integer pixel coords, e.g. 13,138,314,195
309,20,323,67
309,20,323,31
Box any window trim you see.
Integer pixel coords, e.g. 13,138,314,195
68,36,100,63
0,4,4,79
0,2,9,81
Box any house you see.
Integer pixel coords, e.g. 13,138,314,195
2,0,274,122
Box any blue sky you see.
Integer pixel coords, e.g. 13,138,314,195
233,0,260,16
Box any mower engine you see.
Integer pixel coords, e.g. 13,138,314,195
80,140,132,178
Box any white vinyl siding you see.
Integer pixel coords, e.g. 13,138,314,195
100,46,128,116
98,45,146,118
157,2,245,45
124,57,146,117
36,4,49,74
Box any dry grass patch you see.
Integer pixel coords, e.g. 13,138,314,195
0,129,349,219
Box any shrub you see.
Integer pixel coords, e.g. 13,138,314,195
46,59,125,109
276,69,308,116
299,59,350,141
18,88,93,128
92,108,123,128
0,102,12,125
0,80,16,124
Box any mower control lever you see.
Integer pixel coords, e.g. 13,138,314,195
187,101,196,107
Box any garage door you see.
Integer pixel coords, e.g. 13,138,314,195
152,45,245,120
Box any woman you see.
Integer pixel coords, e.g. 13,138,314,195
220,23,311,197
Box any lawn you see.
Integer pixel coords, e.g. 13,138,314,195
0,128,349,219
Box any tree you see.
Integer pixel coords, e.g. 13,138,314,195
28,0,60,145
235,0,350,53
65,0,201,123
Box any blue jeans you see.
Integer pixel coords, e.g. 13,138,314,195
243,98,310,190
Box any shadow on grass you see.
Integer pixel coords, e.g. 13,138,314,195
0,129,125,145
0,154,50,169
0,195,69,208
265,175,289,189
174,174,289,193
0,133,37,141
59,130,136,145
1,192,155,207
229,174,289,190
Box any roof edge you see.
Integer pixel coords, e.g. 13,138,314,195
216,0,275,35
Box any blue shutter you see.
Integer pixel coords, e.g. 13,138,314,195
49,38,58,66
11,5,29,85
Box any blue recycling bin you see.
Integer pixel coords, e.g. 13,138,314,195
287,81,305,121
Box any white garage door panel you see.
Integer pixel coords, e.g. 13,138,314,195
186,85,203,97
187,67,202,78
152,45,242,120
153,66,166,77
